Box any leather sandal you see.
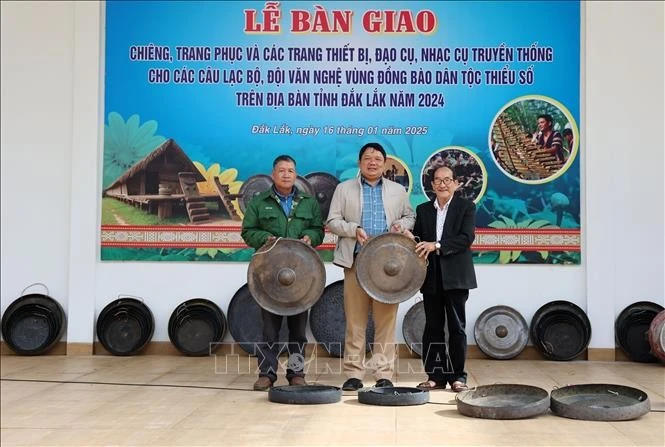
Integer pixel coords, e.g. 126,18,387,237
416,380,446,390
451,381,469,392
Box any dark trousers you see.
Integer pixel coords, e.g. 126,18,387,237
421,260,469,385
257,308,308,382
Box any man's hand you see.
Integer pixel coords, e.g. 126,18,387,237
265,235,277,245
415,241,437,258
356,227,369,246
301,235,312,245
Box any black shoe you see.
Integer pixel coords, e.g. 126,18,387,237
342,378,363,391
375,379,394,388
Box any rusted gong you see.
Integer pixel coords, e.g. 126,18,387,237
648,310,665,363
248,238,326,316
304,172,339,220
238,174,314,214
474,305,529,360
550,384,650,421
456,384,550,419
355,233,426,304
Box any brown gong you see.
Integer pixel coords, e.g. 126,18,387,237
304,172,339,220
248,238,326,316
355,233,426,304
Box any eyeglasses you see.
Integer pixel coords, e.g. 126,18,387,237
432,177,454,186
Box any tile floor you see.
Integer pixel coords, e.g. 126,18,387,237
1,354,664,446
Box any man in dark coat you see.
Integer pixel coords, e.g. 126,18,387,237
406,165,477,392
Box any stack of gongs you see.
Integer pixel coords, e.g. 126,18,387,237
615,301,664,362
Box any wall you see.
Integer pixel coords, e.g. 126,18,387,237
1,1,663,352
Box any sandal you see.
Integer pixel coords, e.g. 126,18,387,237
416,380,446,391
451,381,469,392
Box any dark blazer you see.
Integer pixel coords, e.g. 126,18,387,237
413,194,477,292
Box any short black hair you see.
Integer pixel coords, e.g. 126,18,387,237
358,142,386,161
537,114,553,124
273,154,296,168
563,128,573,137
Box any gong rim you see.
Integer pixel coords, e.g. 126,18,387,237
355,233,426,304
248,238,326,316
474,305,528,360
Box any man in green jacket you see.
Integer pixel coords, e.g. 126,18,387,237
241,155,324,390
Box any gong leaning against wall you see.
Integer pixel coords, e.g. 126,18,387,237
227,284,289,356
615,301,664,363
1,283,66,356
96,297,154,356
529,300,591,361
168,298,227,356
309,280,375,357
474,305,529,360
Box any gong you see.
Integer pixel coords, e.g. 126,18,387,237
402,300,425,357
309,280,375,357
355,233,426,304
304,172,339,220
474,305,528,360
1,284,66,356
248,238,326,316
227,284,289,356
96,298,154,356
238,174,314,214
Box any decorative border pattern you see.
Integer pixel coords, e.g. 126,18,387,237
101,225,580,251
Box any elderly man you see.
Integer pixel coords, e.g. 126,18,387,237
406,165,477,392
327,142,415,391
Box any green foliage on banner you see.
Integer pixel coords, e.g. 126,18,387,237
103,112,167,188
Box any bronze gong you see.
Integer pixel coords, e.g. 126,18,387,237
355,233,426,304
248,238,326,316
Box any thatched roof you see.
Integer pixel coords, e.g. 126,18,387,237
104,138,205,191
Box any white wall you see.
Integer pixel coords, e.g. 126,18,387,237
1,1,663,349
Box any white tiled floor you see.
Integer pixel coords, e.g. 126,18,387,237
1,355,664,446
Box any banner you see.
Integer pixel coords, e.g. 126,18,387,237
101,0,581,264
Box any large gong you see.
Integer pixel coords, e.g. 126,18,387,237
309,280,375,357
304,172,339,220
238,174,314,214
474,305,529,360
402,300,425,357
248,238,326,316
355,233,426,304
227,284,288,356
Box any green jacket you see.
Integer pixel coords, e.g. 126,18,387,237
241,187,324,249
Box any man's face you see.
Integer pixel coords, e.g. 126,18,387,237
431,167,458,203
272,160,296,194
358,148,386,182
537,118,551,132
